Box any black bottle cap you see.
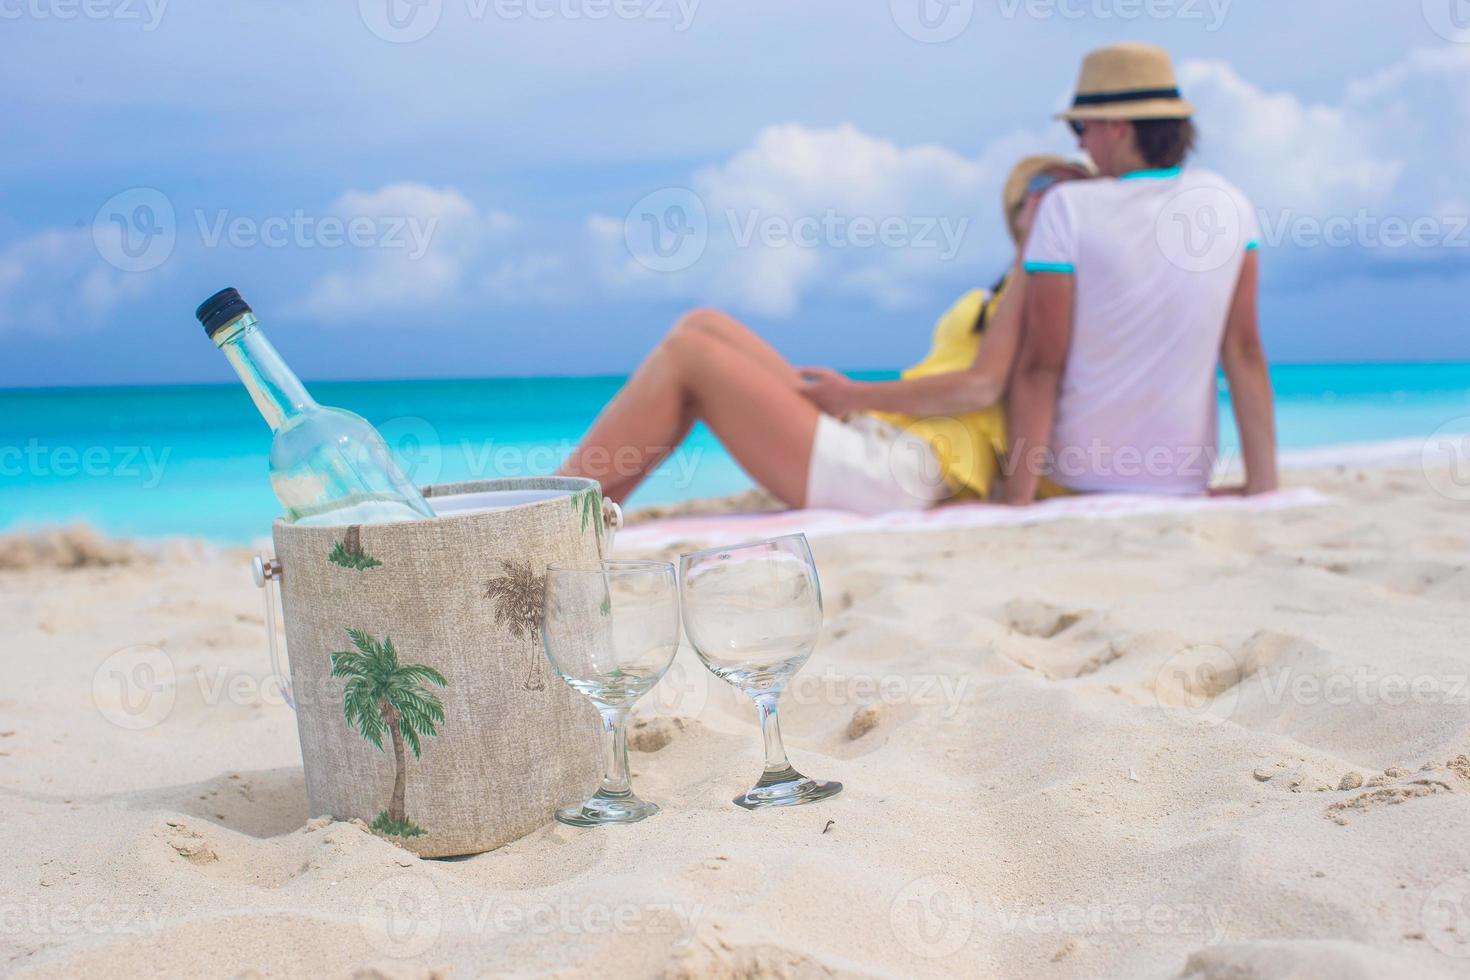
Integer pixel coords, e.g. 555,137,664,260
196,287,252,337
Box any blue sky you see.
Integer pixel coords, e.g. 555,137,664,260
3,1,1469,388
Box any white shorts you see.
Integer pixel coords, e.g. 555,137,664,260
804,414,950,515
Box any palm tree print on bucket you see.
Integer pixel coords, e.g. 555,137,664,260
328,525,382,571
330,628,448,839
572,487,603,549
484,559,548,692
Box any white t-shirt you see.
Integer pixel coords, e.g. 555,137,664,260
1022,167,1260,495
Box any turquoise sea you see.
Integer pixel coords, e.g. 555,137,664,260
3,364,1468,543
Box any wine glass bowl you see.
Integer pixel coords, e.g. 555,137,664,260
541,560,681,826
679,534,842,810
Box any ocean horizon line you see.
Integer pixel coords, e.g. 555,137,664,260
4,359,1469,395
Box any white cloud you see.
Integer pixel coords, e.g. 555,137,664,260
0,228,150,335
295,183,529,319
1179,59,1402,214
583,49,1470,317
588,122,1041,318
1179,47,1470,277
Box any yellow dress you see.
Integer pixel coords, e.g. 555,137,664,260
870,288,1009,501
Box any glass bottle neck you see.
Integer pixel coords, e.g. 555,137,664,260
213,313,317,431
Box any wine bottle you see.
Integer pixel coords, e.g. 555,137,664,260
197,287,436,526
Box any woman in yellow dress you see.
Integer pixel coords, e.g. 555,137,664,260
558,155,1094,511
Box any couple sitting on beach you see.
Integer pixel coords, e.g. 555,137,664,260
561,42,1279,512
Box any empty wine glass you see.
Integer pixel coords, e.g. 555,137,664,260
542,560,681,826
679,533,842,810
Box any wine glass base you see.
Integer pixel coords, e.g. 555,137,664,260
734,767,843,810
555,791,660,827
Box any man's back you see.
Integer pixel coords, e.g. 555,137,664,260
1024,168,1260,494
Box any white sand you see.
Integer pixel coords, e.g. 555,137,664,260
3,465,1470,978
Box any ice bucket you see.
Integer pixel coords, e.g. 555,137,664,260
255,477,614,857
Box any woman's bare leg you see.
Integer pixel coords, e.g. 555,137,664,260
675,308,804,387
558,315,820,506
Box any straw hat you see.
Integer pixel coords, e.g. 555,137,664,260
1001,155,1094,244
1056,42,1194,122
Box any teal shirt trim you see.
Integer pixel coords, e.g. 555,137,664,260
1023,261,1075,275
1120,166,1183,181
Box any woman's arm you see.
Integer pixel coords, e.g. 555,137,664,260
800,255,1029,418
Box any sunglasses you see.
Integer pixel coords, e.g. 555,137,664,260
1068,120,1088,137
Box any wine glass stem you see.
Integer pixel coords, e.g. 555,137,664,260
754,694,793,775
597,706,633,797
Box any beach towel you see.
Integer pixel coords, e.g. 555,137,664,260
616,486,1334,551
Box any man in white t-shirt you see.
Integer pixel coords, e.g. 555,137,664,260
1005,42,1278,502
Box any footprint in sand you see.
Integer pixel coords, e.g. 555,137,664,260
1004,597,1086,639
1155,631,1324,725
846,704,883,740
1006,610,1184,683
1319,559,1469,600
163,819,218,864
1325,756,1470,825
628,716,690,753
665,940,832,978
